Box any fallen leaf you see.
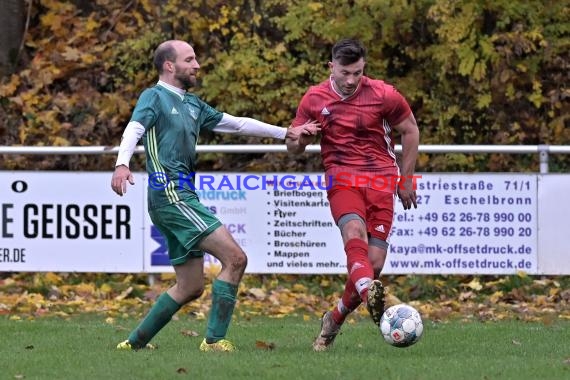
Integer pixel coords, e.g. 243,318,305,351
563,358,570,365
459,291,475,301
248,288,266,299
14,375,25,379
255,340,276,350
512,339,521,345
25,345,34,350
292,284,307,292
61,47,82,61
489,291,504,303
176,367,187,374
114,287,133,301
466,279,483,291
180,329,200,337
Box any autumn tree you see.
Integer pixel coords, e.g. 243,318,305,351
0,0,568,172
0,0,25,77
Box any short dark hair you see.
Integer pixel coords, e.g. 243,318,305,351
153,42,177,74
331,39,366,65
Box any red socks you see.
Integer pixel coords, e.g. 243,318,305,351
345,238,373,300
331,278,361,324
331,238,373,324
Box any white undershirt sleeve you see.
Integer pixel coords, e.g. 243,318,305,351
212,113,287,140
115,121,145,167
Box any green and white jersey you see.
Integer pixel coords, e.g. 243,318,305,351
131,84,223,209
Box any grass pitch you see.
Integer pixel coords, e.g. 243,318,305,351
1,315,568,380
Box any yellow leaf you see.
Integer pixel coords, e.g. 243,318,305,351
51,137,70,146
84,18,99,32
0,74,20,97
292,284,307,292
115,286,133,301
62,47,82,62
466,279,482,291
122,275,134,283
274,43,287,54
81,54,97,65
248,288,266,299
105,317,115,325
75,283,96,296
490,291,503,303
307,2,323,11
100,283,112,295
44,272,62,285
40,11,62,28
549,288,559,297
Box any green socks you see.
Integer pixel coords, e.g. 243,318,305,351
128,292,181,348
205,279,238,344
126,281,237,347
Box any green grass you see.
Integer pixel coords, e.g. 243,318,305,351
1,315,568,380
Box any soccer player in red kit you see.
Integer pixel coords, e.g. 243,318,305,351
286,38,420,351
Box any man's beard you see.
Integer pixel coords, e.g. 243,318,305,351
175,72,196,89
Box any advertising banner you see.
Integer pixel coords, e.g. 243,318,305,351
2,171,566,275
0,172,144,272
143,173,539,275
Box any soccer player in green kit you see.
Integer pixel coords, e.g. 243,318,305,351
111,40,318,352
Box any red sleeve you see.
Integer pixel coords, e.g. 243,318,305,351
383,85,412,126
291,90,315,128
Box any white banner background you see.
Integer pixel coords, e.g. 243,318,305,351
0,172,144,272
1,172,567,274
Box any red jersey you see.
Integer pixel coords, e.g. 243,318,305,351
293,76,412,189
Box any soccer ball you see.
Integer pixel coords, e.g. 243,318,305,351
379,304,423,347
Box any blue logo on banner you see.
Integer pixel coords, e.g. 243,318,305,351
150,225,170,266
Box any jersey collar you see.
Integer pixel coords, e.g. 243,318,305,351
157,80,185,100
329,75,363,100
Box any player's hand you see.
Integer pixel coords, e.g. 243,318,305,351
286,120,320,144
397,177,417,210
111,165,135,196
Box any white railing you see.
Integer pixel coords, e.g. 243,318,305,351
1,144,570,173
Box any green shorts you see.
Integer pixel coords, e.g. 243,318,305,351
149,197,222,266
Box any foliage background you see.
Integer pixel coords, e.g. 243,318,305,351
0,0,568,173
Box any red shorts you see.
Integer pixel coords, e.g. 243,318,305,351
327,185,395,241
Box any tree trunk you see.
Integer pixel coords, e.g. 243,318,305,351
0,0,25,77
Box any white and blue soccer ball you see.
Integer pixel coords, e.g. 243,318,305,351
380,304,423,347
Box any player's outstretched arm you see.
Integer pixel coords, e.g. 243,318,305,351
212,114,319,142
111,121,145,196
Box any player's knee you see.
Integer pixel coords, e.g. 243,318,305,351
226,249,247,273
184,285,205,303
339,215,366,238
344,226,367,241
230,250,248,273
174,283,204,305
